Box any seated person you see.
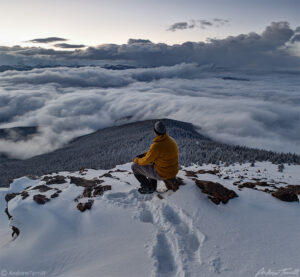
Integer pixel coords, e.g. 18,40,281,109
131,121,179,194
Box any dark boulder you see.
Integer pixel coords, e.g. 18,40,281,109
102,185,112,192
286,185,300,195
237,181,276,191
69,176,103,187
21,191,29,199
50,192,59,198
33,194,50,204
42,175,66,185
83,186,93,198
184,169,219,178
164,177,185,192
12,226,20,238
77,200,94,212
197,169,220,175
195,179,238,204
272,188,299,202
5,193,20,202
31,184,52,192
5,207,12,219
184,171,198,178
99,172,113,178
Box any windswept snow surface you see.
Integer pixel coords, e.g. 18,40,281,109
0,161,300,277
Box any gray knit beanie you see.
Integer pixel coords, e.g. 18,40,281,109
154,121,166,135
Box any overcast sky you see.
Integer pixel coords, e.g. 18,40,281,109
1,0,299,47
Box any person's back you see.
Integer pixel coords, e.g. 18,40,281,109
131,121,179,194
149,133,179,180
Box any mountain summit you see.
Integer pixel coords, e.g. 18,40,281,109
1,160,300,276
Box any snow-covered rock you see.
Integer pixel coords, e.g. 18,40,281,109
0,161,300,277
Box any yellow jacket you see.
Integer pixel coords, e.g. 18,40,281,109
133,133,179,179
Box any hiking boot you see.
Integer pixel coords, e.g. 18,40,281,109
134,174,150,187
138,187,156,194
149,178,157,191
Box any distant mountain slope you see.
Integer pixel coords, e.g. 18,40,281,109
0,118,299,187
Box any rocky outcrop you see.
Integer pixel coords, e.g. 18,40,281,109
286,185,300,195
42,175,66,185
21,191,29,199
93,185,112,197
5,207,12,219
237,181,276,190
272,187,299,202
31,184,52,192
99,169,126,180
5,193,19,202
4,196,20,238
99,172,113,178
12,226,20,238
71,175,112,210
33,194,50,205
77,200,94,212
69,176,104,187
77,184,112,201
163,177,185,192
50,192,59,198
234,180,300,203
5,190,29,202
184,169,219,178
195,179,238,205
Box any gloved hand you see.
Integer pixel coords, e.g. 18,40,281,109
136,152,146,158
133,152,146,163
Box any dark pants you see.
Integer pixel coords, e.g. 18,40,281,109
131,162,163,191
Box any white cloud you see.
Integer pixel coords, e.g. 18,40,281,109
0,63,299,159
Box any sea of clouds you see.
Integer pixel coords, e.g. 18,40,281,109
0,21,299,159
0,63,299,159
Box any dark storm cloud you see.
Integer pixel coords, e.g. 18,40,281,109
54,43,86,49
166,18,229,32
27,37,68,43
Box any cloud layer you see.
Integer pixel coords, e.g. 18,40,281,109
1,22,299,70
0,21,299,159
0,63,299,159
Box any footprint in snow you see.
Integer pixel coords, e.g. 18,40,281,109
105,189,154,207
151,232,177,276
